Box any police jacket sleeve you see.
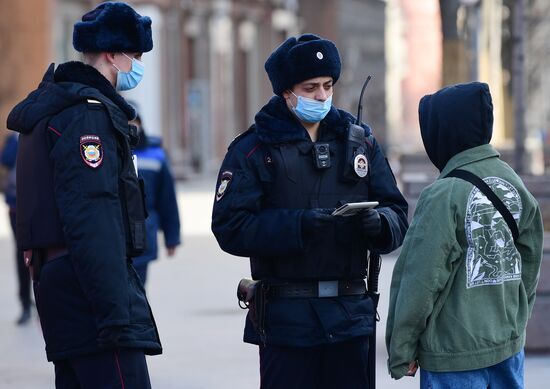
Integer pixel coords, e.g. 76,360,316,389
211,145,304,258
49,108,129,329
367,136,408,254
157,158,181,248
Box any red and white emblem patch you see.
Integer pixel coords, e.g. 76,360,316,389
80,135,103,168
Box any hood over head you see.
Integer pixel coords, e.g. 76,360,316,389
418,82,493,171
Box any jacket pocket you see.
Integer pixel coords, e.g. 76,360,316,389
309,295,375,342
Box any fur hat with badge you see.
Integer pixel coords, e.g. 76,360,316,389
73,1,153,53
265,34,341,95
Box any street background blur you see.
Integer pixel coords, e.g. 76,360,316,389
2,0,550,178
0,0,549,387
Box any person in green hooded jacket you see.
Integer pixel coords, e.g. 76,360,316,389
386,82,543,388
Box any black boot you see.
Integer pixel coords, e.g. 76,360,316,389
16,306,31,325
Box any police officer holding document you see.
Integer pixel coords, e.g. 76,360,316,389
212,34,408,388
7,2,161,388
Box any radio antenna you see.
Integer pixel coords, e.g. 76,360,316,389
356,75,372,125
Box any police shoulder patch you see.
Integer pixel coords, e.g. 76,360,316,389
216,171,233,201
80,135,103,168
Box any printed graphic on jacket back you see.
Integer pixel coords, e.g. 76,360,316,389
465,177,522,289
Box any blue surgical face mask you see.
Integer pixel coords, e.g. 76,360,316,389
290,91,332,123
113,53,144,91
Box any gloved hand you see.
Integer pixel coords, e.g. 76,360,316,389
97,326,124,349
361,208,382,237
302,208,335,240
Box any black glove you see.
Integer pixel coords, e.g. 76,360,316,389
97,326,124,349
302,208,334,240
361,208,382,237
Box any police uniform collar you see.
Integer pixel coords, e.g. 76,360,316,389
296,142,314,154
54,61,136,120
75,84,133,136
254,96,349,145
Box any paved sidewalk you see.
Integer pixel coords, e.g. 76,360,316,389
0,178,548,388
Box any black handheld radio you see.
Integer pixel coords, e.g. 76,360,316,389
343,75,372,181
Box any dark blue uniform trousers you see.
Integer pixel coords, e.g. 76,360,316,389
54,349,151,389
260,337,370,389
9,210,31,311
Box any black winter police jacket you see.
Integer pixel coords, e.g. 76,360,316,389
212,96,408,347
7,62,161,361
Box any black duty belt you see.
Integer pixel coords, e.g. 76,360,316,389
268,279,366,298
23,246,69,267
23,246,69,283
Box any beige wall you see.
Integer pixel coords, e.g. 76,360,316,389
0,0,53,142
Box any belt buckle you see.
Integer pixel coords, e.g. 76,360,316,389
318,280,338,298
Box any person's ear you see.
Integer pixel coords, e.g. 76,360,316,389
282,89,292,100
105,52,117,65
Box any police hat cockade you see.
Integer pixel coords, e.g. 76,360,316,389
73,2,153,53
265,34,341,96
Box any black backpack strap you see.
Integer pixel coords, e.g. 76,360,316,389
445,169,519,242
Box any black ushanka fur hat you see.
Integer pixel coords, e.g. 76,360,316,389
73,2,153,53
265,34,341,95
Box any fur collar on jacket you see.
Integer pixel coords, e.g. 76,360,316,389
253,95,353,144
54,61,136,120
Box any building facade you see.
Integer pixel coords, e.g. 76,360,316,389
2,0,548,176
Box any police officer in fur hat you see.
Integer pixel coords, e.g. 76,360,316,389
7,2,160,387
212,34,409,388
